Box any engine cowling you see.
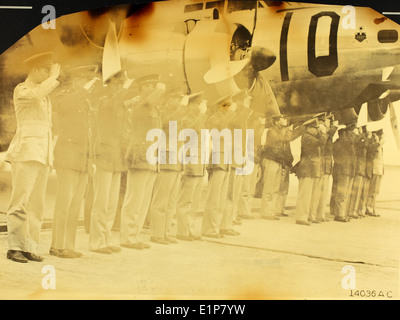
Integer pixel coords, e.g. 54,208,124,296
367,99,389,121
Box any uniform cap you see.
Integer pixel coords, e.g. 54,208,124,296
213,95,232,108
23,51,54,69
303,117,319,128
188,92,204,105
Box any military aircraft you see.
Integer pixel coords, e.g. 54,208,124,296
1,0,400,149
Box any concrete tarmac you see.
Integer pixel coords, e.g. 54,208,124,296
0,165,399,300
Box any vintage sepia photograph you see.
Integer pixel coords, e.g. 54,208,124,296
0,0,399,301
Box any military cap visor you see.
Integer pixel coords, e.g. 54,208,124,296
232,89,250,102
23,52,55,69
214,95,232,107
188,92,205,105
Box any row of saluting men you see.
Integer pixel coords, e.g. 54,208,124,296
4,52,384,264
4,52,266,263
260,112,384,227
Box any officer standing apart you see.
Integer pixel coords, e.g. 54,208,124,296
176,92,208,241
261,115,304,220
120,74,166,250
89,71,129,254
294,118,326,226
149,85,188,244
5,52,60,263
201,95,236,239
50,66,98,259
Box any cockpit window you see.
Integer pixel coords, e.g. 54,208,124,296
205,1,224,10
184,3,204,13
378,30,398,43
227,0,257,13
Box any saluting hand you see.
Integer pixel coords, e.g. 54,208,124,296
50,63,61,80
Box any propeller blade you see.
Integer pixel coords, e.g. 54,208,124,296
389,101,400,149
204,58,250,84
102,19,122,83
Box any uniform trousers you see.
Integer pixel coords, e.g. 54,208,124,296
316,174,331,220
120,169,157,244
309,177,323,221
276,168,289,215
52,168,88,250
345,177,355,216
295,177,318,222
176,175,204,237
150,170,182,239
347,175,364,217
89,168,121,250
260,159,282,217
201,169,230,236
220,170,243,231
333,175,351,218
237,163,260,218
366,174,382,213
358,177,370,215
330,174,338,216
7,161,50,254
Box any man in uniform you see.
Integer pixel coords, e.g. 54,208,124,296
176,92,208,241
149,85,188,244
50,65,98,258
260,114,304,220
294,118,326,225
347,126,368,218
220,89,253,236
5,52,60,263
89,71,129,254
120,74,166,249
314,114,338,222
331,125,355,222
201,95,236,238
366,129,384,217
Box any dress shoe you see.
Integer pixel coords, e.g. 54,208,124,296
220,229,240,236
165,237,178,244
189,234,202,241
334,216,349,222
91,247,113,254
202,233,223,239
238,214,255,220
366,211,380,217
139,242,151,249
261,215,280,221
277,212,289,217
121,243,144,250
150,237,169,245
349,215,359,219
310,220,320,224
7,250,28,263
107,246,121,253
232,219,242,225
22,251,44,262
296,220,311,226
49,248,76,259
316,218,326,222
176,235,194,241
69,250,83,258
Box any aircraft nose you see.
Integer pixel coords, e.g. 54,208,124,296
250,46,276,72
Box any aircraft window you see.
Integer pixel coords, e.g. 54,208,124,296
184,3,204,13
205,1,224,10
227,0,257,13
378,30,398,43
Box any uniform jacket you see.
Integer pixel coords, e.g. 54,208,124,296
263,125,304,168
92,91,128,172
53,88,92,172
125,96,162,172
5,77,59,166
229,107,252,169
365,138,380,179
206,109,235,172
333,131,355,178
159,101,186,172
354,134,367,177
320,125,338,175
181,109,207,177
372,139,384,176
296,129,326,178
